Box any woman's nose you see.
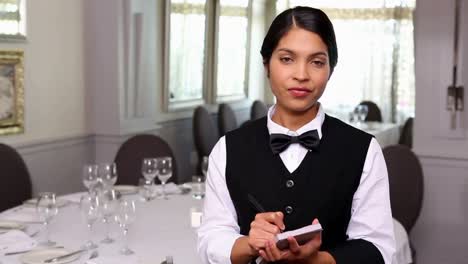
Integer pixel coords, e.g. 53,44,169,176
293,63,310,81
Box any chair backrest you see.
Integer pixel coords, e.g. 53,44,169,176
218,103,238,136
399,117,414,148
250,100,268,120
383,145,423,233
114,134,178,185
358,100,383,122
193,106,219,159
0,143,32,212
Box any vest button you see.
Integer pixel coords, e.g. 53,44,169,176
285,206,293,214
286,180,294,188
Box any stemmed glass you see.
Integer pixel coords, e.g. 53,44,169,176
139,178,156,202
80,194,100,250
192,156,208,199
142,158,158,182
115,199,136,255
82,164,99,193
201,156,209,177
36,192,59,246
100,189,120,243
354,105,369,126
157,157,172,200
99,163,118,190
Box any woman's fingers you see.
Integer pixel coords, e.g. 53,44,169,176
251,218,282,234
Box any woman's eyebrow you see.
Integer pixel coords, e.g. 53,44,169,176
276,48,327,58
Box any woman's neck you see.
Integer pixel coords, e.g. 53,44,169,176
271,103,319,131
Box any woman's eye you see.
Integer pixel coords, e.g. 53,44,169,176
312,60,325,67
280,57,293,63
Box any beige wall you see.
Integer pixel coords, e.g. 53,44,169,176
1,0,87,145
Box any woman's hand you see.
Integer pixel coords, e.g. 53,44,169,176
259,219,334,264
248,211,285,252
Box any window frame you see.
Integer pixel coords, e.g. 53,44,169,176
163,0,253,112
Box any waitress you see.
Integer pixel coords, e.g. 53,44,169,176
198,6,395,264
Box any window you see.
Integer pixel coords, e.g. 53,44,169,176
164,0,252,111
276,0,416,123
0,0,26,41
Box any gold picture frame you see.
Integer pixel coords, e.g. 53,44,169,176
0,50,24,135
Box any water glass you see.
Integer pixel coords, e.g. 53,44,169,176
201,156,209,177
138,178,157,202
36,192,59,246
157,157,172,200
100,189,120,243
354,105,369,125
99,163,118,190
142,158,159,181
82,164,98,193
116,199,136,255
80,194,100,250
192,175,205,199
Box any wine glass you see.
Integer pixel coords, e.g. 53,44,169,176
157,157,172,200
201,156,209,177
141,158,159,182
100,189,121,243
36,192,59,246
80,194,100,250
82,164,98,193
99,163,118,190
138,178,156,202
354,105,369,126
115,199,136,255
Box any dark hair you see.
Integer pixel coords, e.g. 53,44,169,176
260,6,338,74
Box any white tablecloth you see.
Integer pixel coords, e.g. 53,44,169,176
0,193,412,264
0,192,203,264
350,122,401,148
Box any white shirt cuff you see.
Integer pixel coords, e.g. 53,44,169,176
205,232,243,264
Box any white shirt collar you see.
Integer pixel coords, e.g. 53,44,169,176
266,103,325,139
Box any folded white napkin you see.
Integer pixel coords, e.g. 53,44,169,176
0,207,40,223
155,182,181,195
60,192,84,203
86,254,140,264
0,230,37,255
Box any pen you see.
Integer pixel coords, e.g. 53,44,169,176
248,194,279,264
247,194,266,213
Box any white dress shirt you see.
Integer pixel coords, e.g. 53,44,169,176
197,104,396,264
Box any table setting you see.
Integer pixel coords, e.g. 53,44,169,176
0,156,206,264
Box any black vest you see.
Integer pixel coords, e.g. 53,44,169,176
225,115,372,251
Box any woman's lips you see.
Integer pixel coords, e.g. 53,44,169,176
288,87,311,97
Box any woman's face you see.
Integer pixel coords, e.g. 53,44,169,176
267,27,330,113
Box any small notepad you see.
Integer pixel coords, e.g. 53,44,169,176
275,223,323,250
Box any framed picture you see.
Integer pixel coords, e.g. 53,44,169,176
0,50,24,135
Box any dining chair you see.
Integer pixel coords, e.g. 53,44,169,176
250,100,268,120
0,143,32,212
114,134,178,185
218,103,238,136
399,117,414,148
383,144,423,263
357,100,383,122
193,105,219,162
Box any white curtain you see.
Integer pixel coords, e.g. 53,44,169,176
169,0,207,102
277,0,416,123
0,0,23,36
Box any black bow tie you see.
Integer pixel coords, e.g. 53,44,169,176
270,130,320,155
